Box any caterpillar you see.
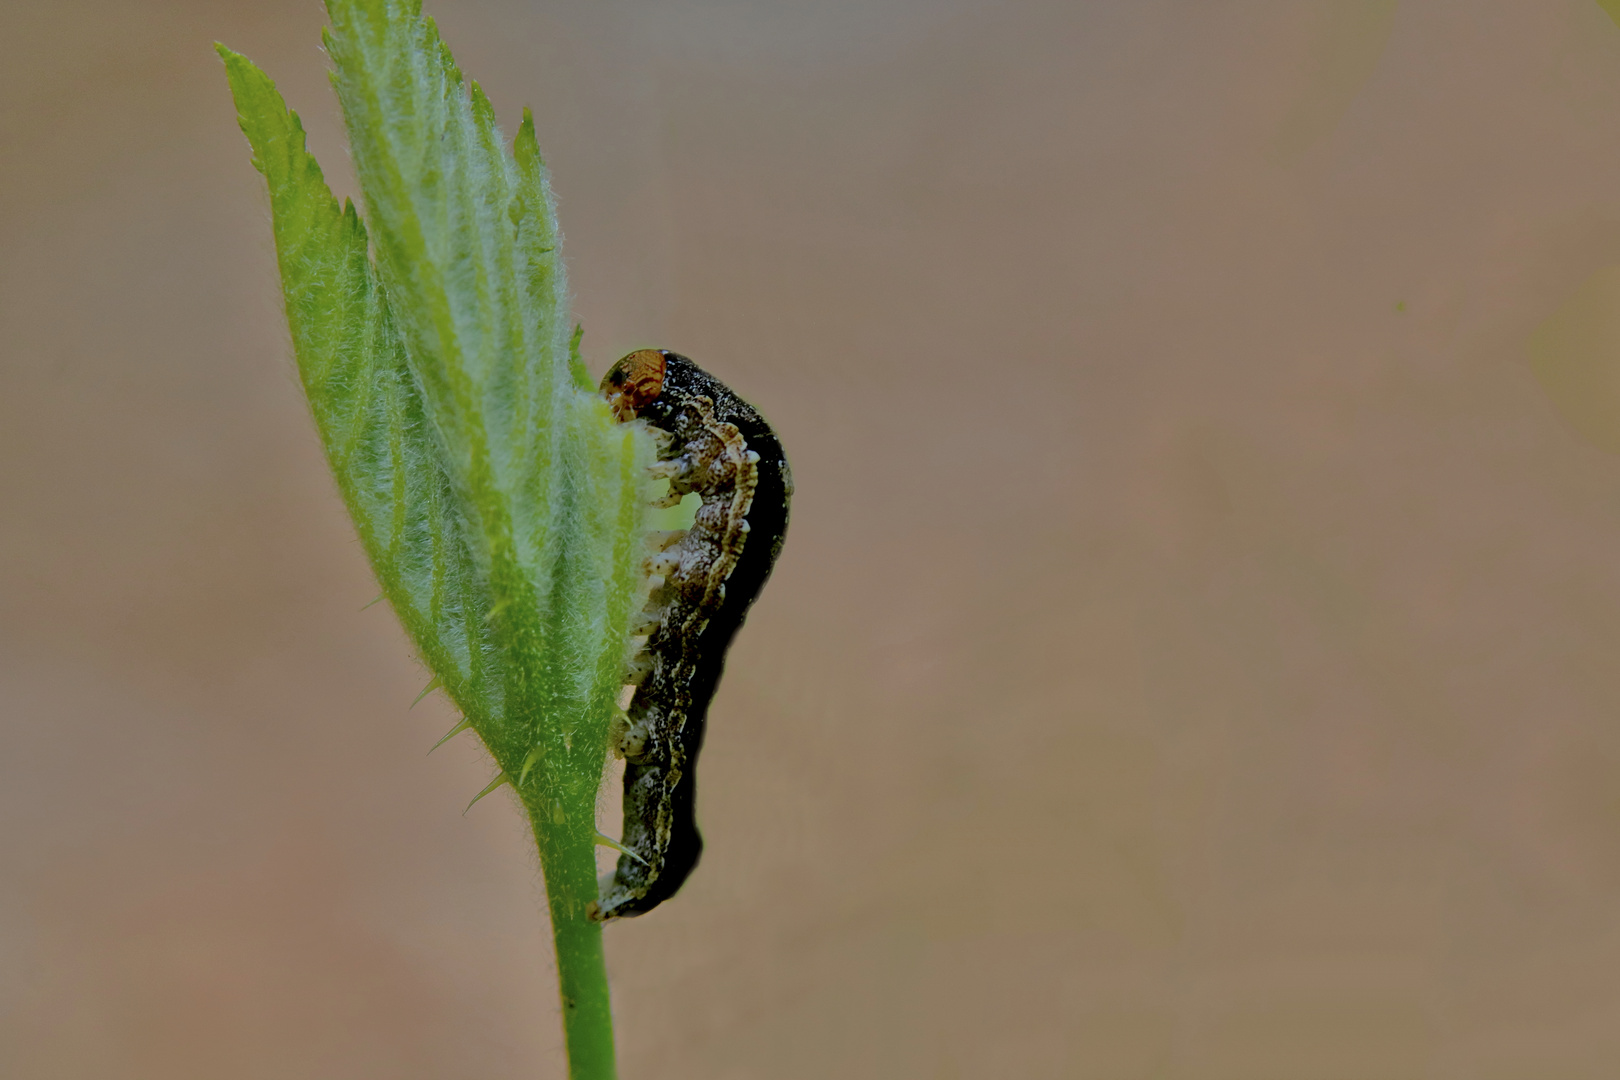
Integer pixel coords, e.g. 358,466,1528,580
590,349,793,922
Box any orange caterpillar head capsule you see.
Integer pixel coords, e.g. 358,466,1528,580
601,348,668,421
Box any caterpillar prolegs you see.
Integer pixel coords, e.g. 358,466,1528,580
589,350,792,922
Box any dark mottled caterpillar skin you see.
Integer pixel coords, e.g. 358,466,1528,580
590,350,792,921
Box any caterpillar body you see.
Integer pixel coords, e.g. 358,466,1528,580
590,349,792,922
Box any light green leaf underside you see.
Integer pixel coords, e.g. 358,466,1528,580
221,8,650,789
223,6,638,1072
220,46,496,713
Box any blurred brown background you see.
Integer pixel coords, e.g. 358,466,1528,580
7,1,1620,1076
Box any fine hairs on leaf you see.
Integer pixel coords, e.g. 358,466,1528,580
219,2,652,1075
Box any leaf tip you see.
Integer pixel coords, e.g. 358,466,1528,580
513,107,544,172
216,41,264,97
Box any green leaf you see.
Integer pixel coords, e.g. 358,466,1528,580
218,43,497,721
312,0,652,776
220,5,650,1073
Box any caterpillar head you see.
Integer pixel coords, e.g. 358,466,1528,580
601,348,668,422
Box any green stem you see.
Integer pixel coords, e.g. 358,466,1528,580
530,801,617,1079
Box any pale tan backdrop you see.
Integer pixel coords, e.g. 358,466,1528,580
7,1,1620,1077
